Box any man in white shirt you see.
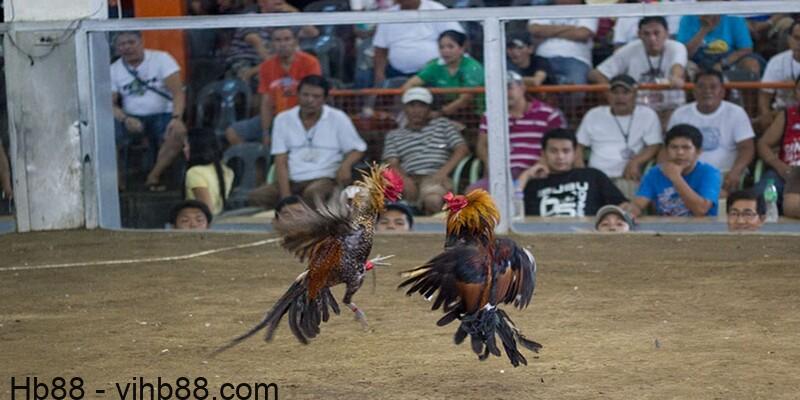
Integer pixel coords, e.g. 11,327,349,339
528,0,597,85
248,75,367,209
612,0,696,46
758,21,800,131
576,74,662,199
668,69,755,194
372,0,464,86
111,31,187,190
590,17,687,116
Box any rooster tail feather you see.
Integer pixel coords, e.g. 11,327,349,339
454,305,542,367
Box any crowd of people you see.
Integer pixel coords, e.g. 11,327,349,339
98,0,800,232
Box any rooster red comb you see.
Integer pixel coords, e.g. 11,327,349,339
443,192,468,213
381,168,404,202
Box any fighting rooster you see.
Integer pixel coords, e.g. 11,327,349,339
399,189,542,367
216,164,403,352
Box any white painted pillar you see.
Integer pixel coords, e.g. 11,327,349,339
4,0,107,231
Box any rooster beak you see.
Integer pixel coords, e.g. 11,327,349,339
442,203,449,211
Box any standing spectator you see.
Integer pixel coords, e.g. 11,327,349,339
401,30,485,117
372,0,464,86
631,124,722,217
184,128,235,216
111,31,187,191
668,69,755,194
469,71,566,192
590,16,687,118
521,128,629,217
757,21,800,131
506,34,550,87
677,7,761,76
528,0,598,86
755,76,800,210
170,200,212,230
248,75,367,209
382,87,470,214
784,167,800,218
576,74,662,199
376,202,415,232
224,27,321,146
0,140,11,201
726,189,765,232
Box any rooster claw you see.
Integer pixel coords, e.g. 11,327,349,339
347,303,370,331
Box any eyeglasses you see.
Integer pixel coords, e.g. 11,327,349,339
727,210,759,220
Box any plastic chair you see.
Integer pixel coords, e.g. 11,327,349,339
451,156,473,194
469,158,483,184
222,143,270,209
302,0,349,81
195,79,252,138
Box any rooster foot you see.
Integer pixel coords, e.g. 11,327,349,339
346,303,370,331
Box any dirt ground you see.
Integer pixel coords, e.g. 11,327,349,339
1,230,799,400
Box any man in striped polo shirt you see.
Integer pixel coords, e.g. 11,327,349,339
469,71,566,192
382,87,470,215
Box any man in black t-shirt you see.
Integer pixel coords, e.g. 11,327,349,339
520,128,630,217
506,34,551,87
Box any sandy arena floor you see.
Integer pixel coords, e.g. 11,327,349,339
1,230,799,399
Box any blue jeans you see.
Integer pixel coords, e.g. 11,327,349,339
545,56,590,85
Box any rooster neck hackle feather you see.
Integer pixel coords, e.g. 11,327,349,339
446,189,500,247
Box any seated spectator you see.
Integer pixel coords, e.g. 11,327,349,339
726,189,765,232
667,69,755,194
185,128,234,216
372,0,465,86
382,87,470,214
247,75,367,209
576,74,662,199
594,204,635,232
376,202,415,232
784,167,800,218
757,21,800,131
469,71,565,192
273,194,304,221
110,31,187,191
0,141,11,201
631,124,722,217
590,16,687,116
224,26,322,146
521,128,629,217
506,34,550,87
170,200,212,230
401,30,485,117
755,75,800,211
677,7,761,77
528,0,598,86
612,0,695,46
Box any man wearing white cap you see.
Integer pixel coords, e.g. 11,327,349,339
382,87,470,214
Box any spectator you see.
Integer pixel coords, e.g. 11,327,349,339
521,128,629,217
590,16,687,116
469,71,566,192
528,0,598,86
111,31,187,191
247,75,367,209
224,26,322,146
372,0,464,86
677,7,761,77
755,76,800,210
170,200,212,230
382,87,470,214
506,34,550,87
726,189,765,232
594,204,635,232
612,0,695,46
757,21,800,131
401,30,485,117
376,202,415,232
784,167,800,218
184,128,235,216
667,69,755,194
576,74,662,199
0,140,11,201
631,124,722,217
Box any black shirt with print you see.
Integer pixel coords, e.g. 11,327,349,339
523,168,628,217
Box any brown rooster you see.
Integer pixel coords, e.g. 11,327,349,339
399,189,542,367
216,164,403,352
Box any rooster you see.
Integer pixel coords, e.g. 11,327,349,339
216,164,403,352
399,189,542,367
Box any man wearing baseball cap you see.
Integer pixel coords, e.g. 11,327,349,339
381,87,470,214
576,74,663,199
506,33,550,87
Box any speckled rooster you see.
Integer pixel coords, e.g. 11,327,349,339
216,164,403,352
399,189,542,367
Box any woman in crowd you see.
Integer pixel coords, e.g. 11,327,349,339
184,128,235,215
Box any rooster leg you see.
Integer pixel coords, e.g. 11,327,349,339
343,284,369,331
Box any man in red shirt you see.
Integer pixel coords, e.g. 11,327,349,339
225,26,321,146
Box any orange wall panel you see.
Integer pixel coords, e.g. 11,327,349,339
134,0,188,80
